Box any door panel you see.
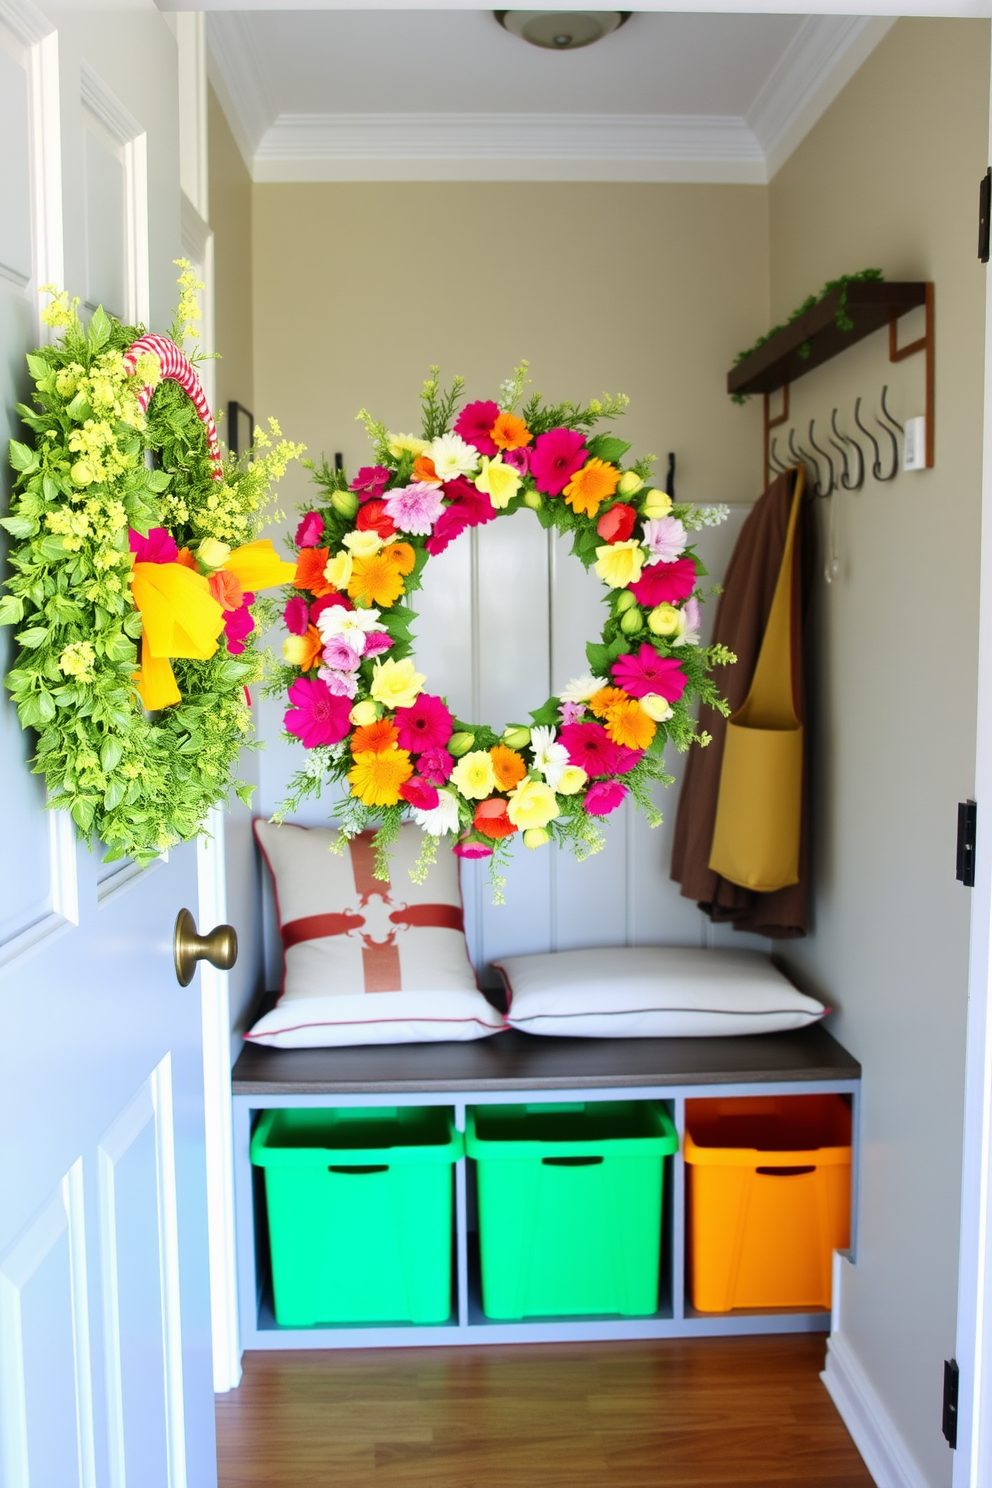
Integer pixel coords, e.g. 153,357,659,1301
0,5,217,1486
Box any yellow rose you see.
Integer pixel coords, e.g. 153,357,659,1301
283,635,309,666
555,765,588,796
594,539,645,590
369,656,425,710
475,456,521,510
523,827,551,849
617,471,644,496
639,693,674,723
324,551,353,590
198,537,231,570
642,488,672,519
349,699,378,726
450,749,496,801
343,529,383,558
648,603,685,638
507,777,560,830
386,432,429,460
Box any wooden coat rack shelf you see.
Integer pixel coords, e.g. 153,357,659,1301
727,280,935,482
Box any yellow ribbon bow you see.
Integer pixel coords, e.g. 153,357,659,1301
130,539,298,711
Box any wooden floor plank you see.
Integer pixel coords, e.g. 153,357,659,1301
216,1337,873,1488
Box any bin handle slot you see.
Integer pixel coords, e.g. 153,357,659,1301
327,1164,389,1174
756,1165,815,1177
541,1155,604,1167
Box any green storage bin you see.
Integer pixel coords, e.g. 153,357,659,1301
466,1101,678,1320
251,1106,462,1326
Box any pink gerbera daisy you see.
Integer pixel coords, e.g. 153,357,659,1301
284,677,352,748
454,400,500,457
399,776,441,811
611,645,688,702
425,503,471,556
530,428,588,496
559,721,624,777
361,629,393,658
310,593,353,623
394,693,454,754
630,557,697,608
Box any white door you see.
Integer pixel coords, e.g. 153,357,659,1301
0,4,218,1485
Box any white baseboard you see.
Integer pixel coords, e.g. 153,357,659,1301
822,1331,930,1488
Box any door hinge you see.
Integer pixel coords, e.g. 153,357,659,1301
943,1358,959,1449
957,801,977,887
980,168,991,263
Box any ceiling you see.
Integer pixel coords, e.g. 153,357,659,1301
205,10,894,183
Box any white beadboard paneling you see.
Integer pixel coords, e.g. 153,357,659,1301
475,515,551,732
0,47,31,286
409,529,473,722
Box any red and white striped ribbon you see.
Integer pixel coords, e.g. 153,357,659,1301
123,333,224,481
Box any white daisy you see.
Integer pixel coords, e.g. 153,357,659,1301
427,432,479,483
411,789,461,837
558,674,607,704
316,605,384,650
529,725,570,787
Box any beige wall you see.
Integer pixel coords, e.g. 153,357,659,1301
208,85,263,1048
209,84,254,428
771,20,989,1487
250,182,769,519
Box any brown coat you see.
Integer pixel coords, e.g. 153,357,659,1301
670,469,814,938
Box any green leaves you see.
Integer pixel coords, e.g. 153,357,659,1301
88,305,111,349
1,514,39,539
0,595,25,626
9,439,39,473
586,434,631,465
15,626,50,649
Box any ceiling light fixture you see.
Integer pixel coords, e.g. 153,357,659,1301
494,10,631,51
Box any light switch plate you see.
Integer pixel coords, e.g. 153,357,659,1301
904,416,927,471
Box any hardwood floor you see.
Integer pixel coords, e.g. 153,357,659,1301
216,1336,873,1487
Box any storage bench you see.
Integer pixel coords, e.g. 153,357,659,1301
231,1023,861,1350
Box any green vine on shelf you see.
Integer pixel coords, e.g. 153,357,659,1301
730,268,884,404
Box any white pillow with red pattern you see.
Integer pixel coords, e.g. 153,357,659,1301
246,820,505,1048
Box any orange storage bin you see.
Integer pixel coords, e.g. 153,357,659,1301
685,1094,851,1313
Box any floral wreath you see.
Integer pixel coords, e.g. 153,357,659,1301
275,366,733,896
1,266,303,864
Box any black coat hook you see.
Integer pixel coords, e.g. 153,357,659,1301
808,419,835,497
665,452,676,501
768,436,787,475
854,397,886,483
874,386,901,482
830,408,864,492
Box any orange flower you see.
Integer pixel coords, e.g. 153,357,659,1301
294,547,335,597
563,458,620,518
175,547,198,570
604,699,656,751
298,625,324,672
412,455,442,485
352,718,399,755
473,797,517,840
589,686,629,721
208,569,244,612
348,747,413,806
489,744,527,791
491,413,533,451
348,553,407,608
383,542,415,575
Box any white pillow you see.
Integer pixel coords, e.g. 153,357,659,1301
246,820,505,1048
494,946,826,1039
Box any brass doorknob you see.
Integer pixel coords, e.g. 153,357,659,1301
174,907,238,987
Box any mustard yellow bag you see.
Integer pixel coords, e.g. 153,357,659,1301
708,471,804,893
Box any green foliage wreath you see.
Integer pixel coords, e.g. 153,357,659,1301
1,271,302,864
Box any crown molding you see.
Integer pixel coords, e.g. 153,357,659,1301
207,12,894,185
748,14,895,178
253,113,765,184
206,11,274,163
